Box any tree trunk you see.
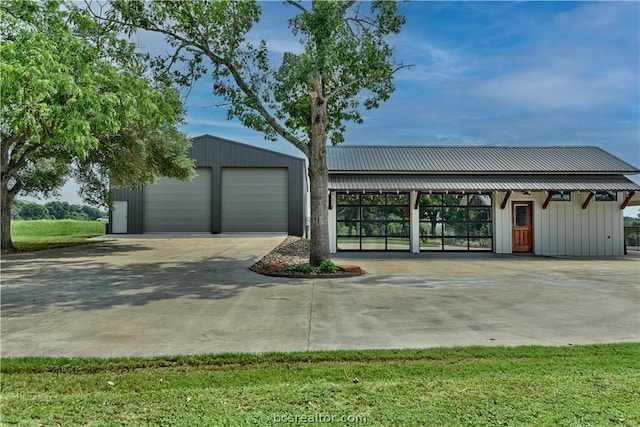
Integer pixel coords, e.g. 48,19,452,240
1,183,15,250
307,73,330,266
308,146,329,266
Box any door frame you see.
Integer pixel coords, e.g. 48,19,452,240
511,201,533,253
112,201,128,234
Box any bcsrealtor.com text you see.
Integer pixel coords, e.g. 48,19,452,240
273,413,368,424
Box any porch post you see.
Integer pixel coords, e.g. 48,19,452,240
410,190,420,254
328,191,337,253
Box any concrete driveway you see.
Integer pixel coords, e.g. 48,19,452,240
1,235,638,357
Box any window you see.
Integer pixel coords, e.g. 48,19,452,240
336,193,410,251
419,193,493,251
551,193,571,201
514,205,529,227
595,191,617,201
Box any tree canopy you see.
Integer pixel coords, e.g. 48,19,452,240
103,0,406,264
0,0,195,249
11,200,106,221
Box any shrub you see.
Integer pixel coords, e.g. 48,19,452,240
283,263,315,274
318,259,339,273
283,260,340,274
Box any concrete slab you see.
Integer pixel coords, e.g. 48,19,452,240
1,238,638,357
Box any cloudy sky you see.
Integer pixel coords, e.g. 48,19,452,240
53,1,640,214
183,1,639,160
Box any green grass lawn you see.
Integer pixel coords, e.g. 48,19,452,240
2,344,638,426
7,219,106,252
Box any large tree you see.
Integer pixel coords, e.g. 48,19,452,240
103,0,406,265
0,0,195,250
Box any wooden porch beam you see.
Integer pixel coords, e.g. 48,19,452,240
620,191,636,210
582,192,595,210
542,191,557,209
414,191,421,210
500,191,512,209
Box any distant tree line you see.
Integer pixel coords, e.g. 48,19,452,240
11,200,106,221
624,216,640,227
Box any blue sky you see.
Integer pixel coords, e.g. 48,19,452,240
49,1,640,214
179,0,640,216
182,1,639,162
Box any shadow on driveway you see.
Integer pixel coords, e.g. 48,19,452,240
1,240,280,318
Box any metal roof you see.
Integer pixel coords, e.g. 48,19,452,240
326,146,640,174
328,175,640,192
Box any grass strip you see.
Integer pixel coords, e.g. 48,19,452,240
4,220,106,253
2,344,638,426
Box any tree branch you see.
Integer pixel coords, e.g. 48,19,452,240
222,57,310,156
93,4,309,157
284,1,308,13
326,64,411,101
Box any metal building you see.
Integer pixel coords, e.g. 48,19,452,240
327,145,640,256
109,134,307,235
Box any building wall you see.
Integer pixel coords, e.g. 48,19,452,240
328,189,624,256
110,187,144,234
493,191,624,256
109,135,306,235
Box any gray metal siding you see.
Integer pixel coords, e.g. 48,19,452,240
144,168,212,232
109,187,144,234
109,134,306,235
191,135,305,235
222,168,288,232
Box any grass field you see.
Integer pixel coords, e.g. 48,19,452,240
2,344,638,426
7,219,106,252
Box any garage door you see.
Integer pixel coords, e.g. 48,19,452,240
222,168,288,232
144,168,212,232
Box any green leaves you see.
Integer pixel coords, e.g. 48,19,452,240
277,0,406,145
94,0,406,264
1,0,195,205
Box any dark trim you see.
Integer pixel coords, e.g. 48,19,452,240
582,192,595,209
621,191,636,210
501,191,512,209
542,191,557,209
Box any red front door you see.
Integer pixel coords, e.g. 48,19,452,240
512,202,533,253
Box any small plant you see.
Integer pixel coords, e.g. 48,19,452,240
282,259,340,274
318,259,339,274
283,263,315,274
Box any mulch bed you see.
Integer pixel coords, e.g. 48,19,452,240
250,236,364,278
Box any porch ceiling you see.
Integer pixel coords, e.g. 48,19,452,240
328,174,640,192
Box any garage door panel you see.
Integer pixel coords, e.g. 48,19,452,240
222,198,287,210
144,168,211,232
222,168,288,232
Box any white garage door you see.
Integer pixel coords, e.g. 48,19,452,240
144,168,212,232
222,168,288,232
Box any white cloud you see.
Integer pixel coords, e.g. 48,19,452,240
475,67,636,111
184,118,246,130
396,39,468,83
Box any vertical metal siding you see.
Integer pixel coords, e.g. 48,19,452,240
493,191,624,256
109,187,144,234
110,134,306,235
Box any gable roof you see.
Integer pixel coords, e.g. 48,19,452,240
192,134,304,162
327,146,640,174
